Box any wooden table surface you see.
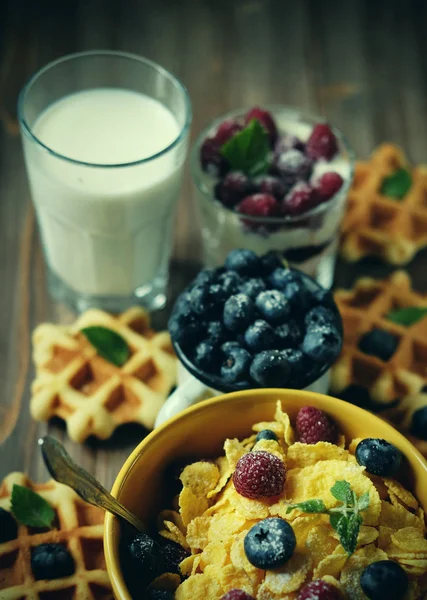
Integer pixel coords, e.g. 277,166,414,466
1,0,427,490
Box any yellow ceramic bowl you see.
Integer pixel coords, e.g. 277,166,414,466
104,389,427,600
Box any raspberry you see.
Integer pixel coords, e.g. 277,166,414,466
313,172,344,202
221,591,255,600
306,124,338,160
282,183,316,216
237,193,279,218
215,118,243,146
296,406,337,445
233,451,286,499
244,107,278,145
298,579,342,600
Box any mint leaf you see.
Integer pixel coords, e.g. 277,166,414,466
220,119,270,176
81,326,129,367
380,168,412,199
340,513,363,555
286,499,327,514
329,513,344,532
330,480,353,505
387,307,427,327
357,492,370,512
11,485,55,528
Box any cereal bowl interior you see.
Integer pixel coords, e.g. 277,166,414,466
105,389,427,600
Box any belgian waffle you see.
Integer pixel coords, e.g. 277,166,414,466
31,307,177,443
340,143,427,264
330,271,427,405
0,471,112,599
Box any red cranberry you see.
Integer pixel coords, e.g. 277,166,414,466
215,172,252,208
252,175,286,200
244,107,278,145
282,182,317,216
306,124,338,160
313,172,344,202
215,118,243,146
200,137,229,177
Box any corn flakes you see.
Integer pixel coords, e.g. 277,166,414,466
148,401,427,599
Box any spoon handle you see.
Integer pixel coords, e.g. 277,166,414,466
38,436,145,532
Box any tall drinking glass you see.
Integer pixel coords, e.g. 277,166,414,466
18,51,192,312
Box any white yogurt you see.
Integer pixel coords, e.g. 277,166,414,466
23,89,184,297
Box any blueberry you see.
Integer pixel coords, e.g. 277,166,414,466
221,345,252,384
194,341,222,373
305,306,336,329
191,284,221,317
240,278,266,299
339,385,376,410
360,560,408,600
168,313,205,349
252,175,286,199
225,249,260,276
275,149,313,185
255,290,290,325
215,171,252,208
206,321,228,346
250,350,291,387
255,429,278,442
276,320,302,348
260,251,283,274
279,348,307,384
410,406,427,440
244,320,278,351
269,267,299,290
128,532,163,581
302,325,342,364
156,537,189,575
221,340,241,352
173,290,192,318
194,267,217,287
223,294,255,332
244,518,296,569
281,281,313,312
0,508,17,543
31,543,75,580
358,328,399,361
355,438,403,477
217,270,242,296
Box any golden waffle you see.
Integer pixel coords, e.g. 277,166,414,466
0,471,112,599
330,271,427,405
31,307,177,443
340,143,427,264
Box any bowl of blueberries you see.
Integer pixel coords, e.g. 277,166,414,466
158,249,343,425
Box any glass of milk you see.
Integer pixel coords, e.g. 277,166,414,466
18,51,192,312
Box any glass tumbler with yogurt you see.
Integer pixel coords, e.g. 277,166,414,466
191,106,354,289
18,51,192,312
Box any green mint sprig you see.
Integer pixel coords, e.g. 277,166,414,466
387,306,427,327
380,168,412,199
11,484,55,528
220,119,270,177
286,480,370,555
81,326,130,367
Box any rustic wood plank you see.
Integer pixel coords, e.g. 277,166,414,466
1,0,427,492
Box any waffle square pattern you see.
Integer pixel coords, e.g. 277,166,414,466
31,307,177,443
0,472,112,599
340,143,427,264
331,271,427,405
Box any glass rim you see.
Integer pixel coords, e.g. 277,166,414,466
17,50,192,169
190,105,355,224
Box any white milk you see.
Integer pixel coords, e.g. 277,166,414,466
23,89,183,297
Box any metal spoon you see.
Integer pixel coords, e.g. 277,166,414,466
38,436,145,532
